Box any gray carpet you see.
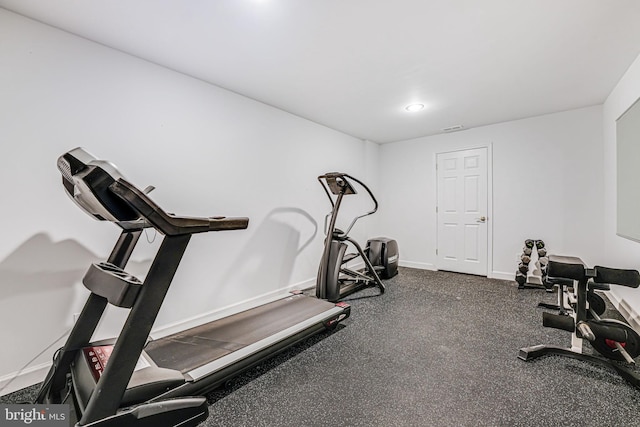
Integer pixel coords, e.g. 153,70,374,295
4,267,640,426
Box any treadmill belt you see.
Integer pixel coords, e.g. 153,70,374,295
145,294,335,373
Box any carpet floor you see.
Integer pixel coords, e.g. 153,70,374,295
4,267,640,426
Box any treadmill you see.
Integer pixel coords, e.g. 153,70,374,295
36,148,351,426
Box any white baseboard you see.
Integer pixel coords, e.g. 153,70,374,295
399,262,514,282
604,290,640,332
490,271,516,281
399,260,436,270
0,362,50,397
151,277,316,338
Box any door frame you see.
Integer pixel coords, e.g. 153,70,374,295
434,143,494,277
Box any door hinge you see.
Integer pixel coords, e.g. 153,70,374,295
436,249,438,255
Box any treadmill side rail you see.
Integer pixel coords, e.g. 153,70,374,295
83,397,208,427
184,304,349,381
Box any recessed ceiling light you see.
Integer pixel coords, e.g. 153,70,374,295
405,103,425,112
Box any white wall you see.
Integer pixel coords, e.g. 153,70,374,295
377,105,604,278
602,53,640,326
4,4,639,397
0,9,376,393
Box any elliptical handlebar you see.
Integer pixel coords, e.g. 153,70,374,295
318,172,378,237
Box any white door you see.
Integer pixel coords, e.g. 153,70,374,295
436,147,488,275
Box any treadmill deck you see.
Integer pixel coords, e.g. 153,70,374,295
145,294,338,374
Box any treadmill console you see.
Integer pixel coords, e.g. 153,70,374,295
57,147,144,227
57,148,249,235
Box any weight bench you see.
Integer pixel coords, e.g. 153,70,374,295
519,254,640,389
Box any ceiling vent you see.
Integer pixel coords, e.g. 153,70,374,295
441,125,465,132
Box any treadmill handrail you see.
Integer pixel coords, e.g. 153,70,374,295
110,179,249,236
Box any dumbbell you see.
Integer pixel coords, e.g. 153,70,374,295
536,240,545,249
537,247,547,257
525,239,535,249
518,263,529,273
523,247,533,256
515,272,526,287
521,254,531,264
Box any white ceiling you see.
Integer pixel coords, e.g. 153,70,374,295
2,0,640,143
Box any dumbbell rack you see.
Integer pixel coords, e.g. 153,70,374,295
516,239,549,289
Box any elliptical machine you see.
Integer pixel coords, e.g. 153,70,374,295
316,172,398,302
519,254,640,388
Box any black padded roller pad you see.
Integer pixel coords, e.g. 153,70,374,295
546,255,586,282
593,266,640,288
542,312,575,333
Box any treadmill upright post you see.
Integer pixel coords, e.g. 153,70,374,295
35,229,142,404
80,234,191,425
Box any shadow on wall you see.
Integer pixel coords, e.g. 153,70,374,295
215,207,318,299
0,233,98,376
0,232,153,300
0,233,98,299
0,233,152,372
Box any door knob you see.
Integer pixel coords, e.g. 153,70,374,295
476,216,486,223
